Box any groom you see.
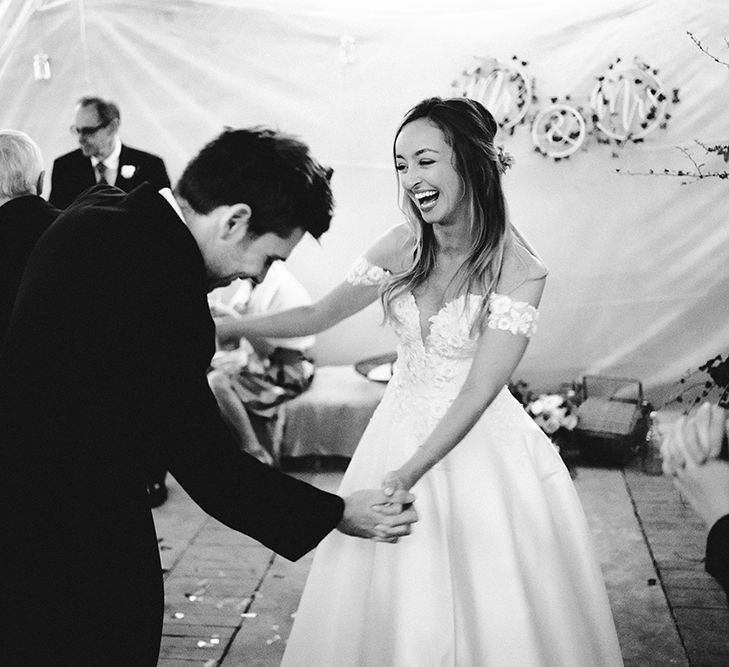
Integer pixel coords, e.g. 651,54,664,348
0,127,416,666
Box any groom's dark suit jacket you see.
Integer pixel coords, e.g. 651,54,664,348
0,184,343,666
49,144,171,209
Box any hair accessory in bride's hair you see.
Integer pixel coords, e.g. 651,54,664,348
495,145,514,174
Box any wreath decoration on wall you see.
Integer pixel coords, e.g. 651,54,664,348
451,55,536,134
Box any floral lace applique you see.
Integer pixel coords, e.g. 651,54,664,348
383,291,538,443
486,293,538,338
386,293,481,441
426,294,481,358
345,256,391,286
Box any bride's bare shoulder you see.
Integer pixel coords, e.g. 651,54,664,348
363,223,415,273
497,232,548,294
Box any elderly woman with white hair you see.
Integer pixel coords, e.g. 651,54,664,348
0,128,60,343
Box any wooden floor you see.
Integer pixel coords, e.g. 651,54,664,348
153,459,728,666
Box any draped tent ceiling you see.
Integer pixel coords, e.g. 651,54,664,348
2,0,728,400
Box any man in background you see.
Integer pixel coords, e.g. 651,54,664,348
49,95,173,504
49,95,170,209
0,129,60,345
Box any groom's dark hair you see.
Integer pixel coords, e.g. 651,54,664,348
176,127,333,240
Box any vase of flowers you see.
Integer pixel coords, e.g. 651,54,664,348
526,392,579,435
510,381,582,477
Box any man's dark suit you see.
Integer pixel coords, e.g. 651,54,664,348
707,514,729,604
0,184,343,666
49,144,171,209
0,194,60,344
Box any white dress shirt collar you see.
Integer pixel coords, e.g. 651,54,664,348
158,187,185,223
91,138,122,184
91,137,122,170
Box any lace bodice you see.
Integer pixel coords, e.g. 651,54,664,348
386,292,479,431
346,257,539,437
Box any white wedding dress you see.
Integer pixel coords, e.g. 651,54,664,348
282,260,623,667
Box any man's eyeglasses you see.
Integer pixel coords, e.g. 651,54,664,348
69,122,109,137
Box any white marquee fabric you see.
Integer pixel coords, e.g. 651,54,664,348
1,0,728,399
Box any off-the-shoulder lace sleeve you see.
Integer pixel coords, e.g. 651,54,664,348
486,293,538,338
345,256,391,286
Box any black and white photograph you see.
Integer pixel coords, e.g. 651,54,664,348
1,0,728,664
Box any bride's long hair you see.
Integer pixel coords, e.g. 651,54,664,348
381,97,509,331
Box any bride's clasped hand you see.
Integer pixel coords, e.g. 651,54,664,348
336,487,418,544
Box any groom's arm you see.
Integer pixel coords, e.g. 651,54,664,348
162,383,416,556
128,222,416,557
140,295,415,558
146,350,344,560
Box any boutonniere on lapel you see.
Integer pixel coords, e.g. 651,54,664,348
120,164,136,180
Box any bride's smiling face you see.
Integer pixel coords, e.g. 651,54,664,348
394,118,467,226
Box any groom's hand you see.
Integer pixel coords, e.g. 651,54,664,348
337,489,418,543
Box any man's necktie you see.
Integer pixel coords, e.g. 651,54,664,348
96,162,108,184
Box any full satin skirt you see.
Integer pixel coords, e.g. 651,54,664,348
282,387,623,667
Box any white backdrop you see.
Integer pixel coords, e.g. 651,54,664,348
1,0,728,399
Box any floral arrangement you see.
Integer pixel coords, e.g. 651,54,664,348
509,380,582,476
120,164,137,179
526,391,579,435
451,54,536,134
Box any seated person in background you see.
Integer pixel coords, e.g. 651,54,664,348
208,261,316,465
661,402,729,603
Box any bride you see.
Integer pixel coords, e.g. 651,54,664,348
216,96,623,666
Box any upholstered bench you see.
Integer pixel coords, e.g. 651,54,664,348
278,365,387,460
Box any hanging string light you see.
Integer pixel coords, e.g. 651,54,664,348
33,52,51,81
338,35,356,66
32,1,51,81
